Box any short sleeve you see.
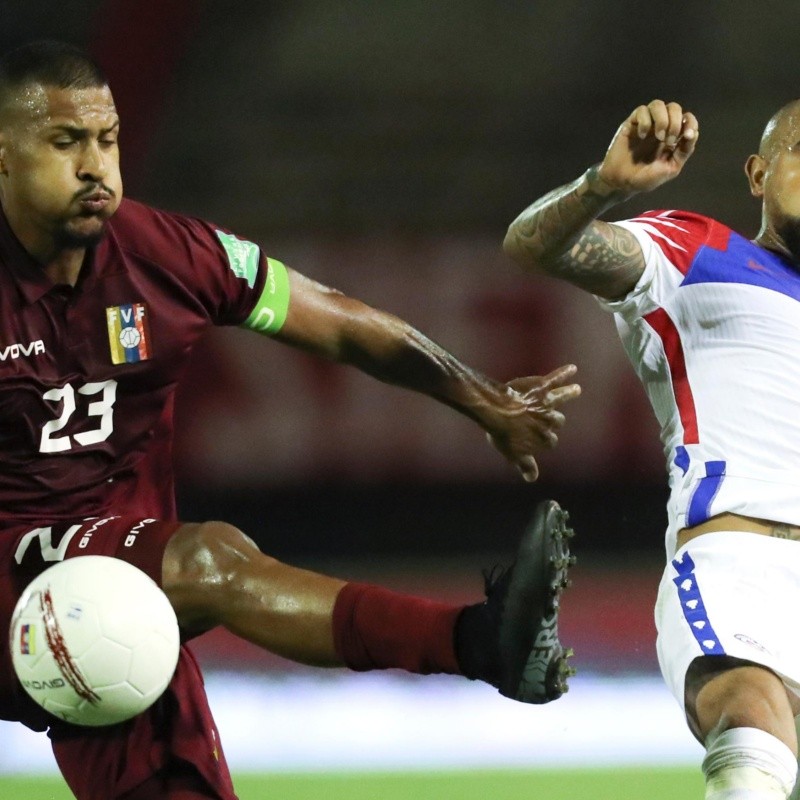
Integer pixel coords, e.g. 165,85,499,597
594,210,722,322
109,200,271,327
173,218,269,326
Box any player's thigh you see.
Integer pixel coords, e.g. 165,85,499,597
50,646,236,800
9,515,182,586
657,534,800,729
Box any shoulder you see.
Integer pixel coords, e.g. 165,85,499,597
108,199,223,256
618,209,730,242
106,199,263,291
107,200,268,323
614,210,733,275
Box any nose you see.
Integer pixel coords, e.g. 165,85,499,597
76,140,108,182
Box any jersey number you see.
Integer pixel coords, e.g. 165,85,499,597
39,380,118,453
14,525,82,564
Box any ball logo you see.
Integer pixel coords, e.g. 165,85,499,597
40,587,101,705
19,623,35,655
21,678,66,690
118,327,141,348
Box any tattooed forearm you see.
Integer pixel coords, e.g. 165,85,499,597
503,164,645,297
505,165,625,263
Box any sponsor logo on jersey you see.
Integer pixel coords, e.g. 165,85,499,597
123,518,156,548
0,340,45,361
106,303,151,365
215,230,259,288
20,624,35,655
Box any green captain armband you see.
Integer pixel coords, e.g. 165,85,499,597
242,258,291,335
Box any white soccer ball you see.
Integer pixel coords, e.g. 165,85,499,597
9,555,180,727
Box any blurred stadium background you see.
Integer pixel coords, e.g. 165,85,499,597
2,0,799,795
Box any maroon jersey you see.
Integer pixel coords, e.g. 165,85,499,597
0,198,267,526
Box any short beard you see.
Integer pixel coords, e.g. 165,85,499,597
774,215,800,264
52,219,108,250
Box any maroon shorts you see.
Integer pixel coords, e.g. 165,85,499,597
0,516,238,800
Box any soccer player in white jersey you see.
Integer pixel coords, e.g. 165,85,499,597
503,98,800,799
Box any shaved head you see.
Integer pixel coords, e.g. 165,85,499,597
758,99,800,160
746,98,800,263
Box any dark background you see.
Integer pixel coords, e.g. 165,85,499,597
2,0,794,566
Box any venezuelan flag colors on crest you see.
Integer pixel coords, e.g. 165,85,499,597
19,623,34,655
106,303,152,365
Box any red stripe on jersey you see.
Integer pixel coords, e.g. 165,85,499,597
644,307,699,444
627,210,729,276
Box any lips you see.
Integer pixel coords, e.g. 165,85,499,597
78,192,111,213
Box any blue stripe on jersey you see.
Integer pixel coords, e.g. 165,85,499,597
687,460,726,527
674,445,690,475
672,552,725,656
682,231,800,301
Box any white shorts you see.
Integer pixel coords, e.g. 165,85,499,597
656,531,800,710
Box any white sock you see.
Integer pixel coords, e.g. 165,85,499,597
703,727,797,799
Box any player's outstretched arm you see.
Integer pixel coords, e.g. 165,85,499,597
273,269,580,482
503,100,699,300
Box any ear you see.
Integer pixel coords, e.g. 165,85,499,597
745,153,766,198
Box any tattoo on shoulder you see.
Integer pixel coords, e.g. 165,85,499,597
558,222,646,297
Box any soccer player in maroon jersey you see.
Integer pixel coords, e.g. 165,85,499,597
0,41,580,799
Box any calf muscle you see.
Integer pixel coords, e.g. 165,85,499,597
161,521,346,665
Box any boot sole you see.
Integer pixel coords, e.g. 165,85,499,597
498,499,576,704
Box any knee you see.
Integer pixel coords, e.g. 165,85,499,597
688,658,796,743
162,520,271,629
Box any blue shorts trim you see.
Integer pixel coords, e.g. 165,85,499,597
672,551,725,656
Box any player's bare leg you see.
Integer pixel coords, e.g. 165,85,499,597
160,500,576,702
686,657,800,798
162,521,346,665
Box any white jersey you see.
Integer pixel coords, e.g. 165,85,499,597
596,210,800,558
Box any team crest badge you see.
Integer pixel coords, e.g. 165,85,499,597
106,303,152,365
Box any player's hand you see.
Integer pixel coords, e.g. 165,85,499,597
595,100,699,196
485,364,580,482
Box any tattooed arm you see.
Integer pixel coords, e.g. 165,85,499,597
503,100,700,300
503,165,644,299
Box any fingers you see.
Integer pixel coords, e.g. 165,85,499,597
508,364,581,407
540,362,578,387
486,432,541,482
629,100,699,151
629,104,654,138
518,456,539,483
544,384,581,407
540,408,567,429
674,110,700,164
488,365,580,482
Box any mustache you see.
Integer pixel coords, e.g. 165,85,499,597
74,184,117,200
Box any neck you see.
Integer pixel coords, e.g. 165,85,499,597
753,226,792,261
41,250,85,286
0,200,86,287
19,232,85,287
